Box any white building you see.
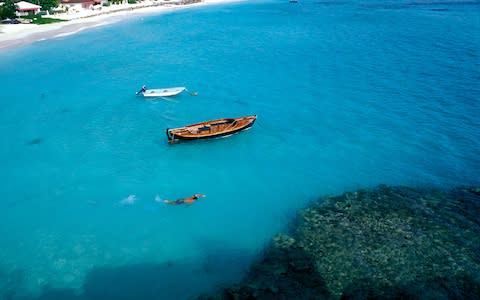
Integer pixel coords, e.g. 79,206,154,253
15,1,41,16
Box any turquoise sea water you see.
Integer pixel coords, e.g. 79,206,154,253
0,0,479,298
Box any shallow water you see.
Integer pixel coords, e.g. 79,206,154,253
0,0,479,298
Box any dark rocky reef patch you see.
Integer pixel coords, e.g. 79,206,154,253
25,138,43,146
198,244,331,300
199,185,480,299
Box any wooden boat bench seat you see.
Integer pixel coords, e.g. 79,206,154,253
198,126,211,132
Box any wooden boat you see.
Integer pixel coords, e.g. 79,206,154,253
136,86,186,98
166,115,257,144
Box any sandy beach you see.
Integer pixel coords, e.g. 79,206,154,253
0,0,240,52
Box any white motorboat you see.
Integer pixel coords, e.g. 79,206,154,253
136,86,186,98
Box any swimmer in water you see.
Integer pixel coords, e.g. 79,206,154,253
162,194,206,205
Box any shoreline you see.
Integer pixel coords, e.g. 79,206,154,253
0,0,242,52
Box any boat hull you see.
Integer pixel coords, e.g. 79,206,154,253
140,87,186,97
166,115,256,143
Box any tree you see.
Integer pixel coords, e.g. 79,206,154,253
0,0,16,19
38,0,60,11
30,0,59,11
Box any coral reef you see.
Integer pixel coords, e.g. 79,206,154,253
198,240,331,300
200,185,480,299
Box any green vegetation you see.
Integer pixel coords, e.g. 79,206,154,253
127,0,137,3
23,14,66,24
31,0,60,11
0,0,60,20
0,0,16,20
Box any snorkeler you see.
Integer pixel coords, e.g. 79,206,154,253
161,194,206,205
